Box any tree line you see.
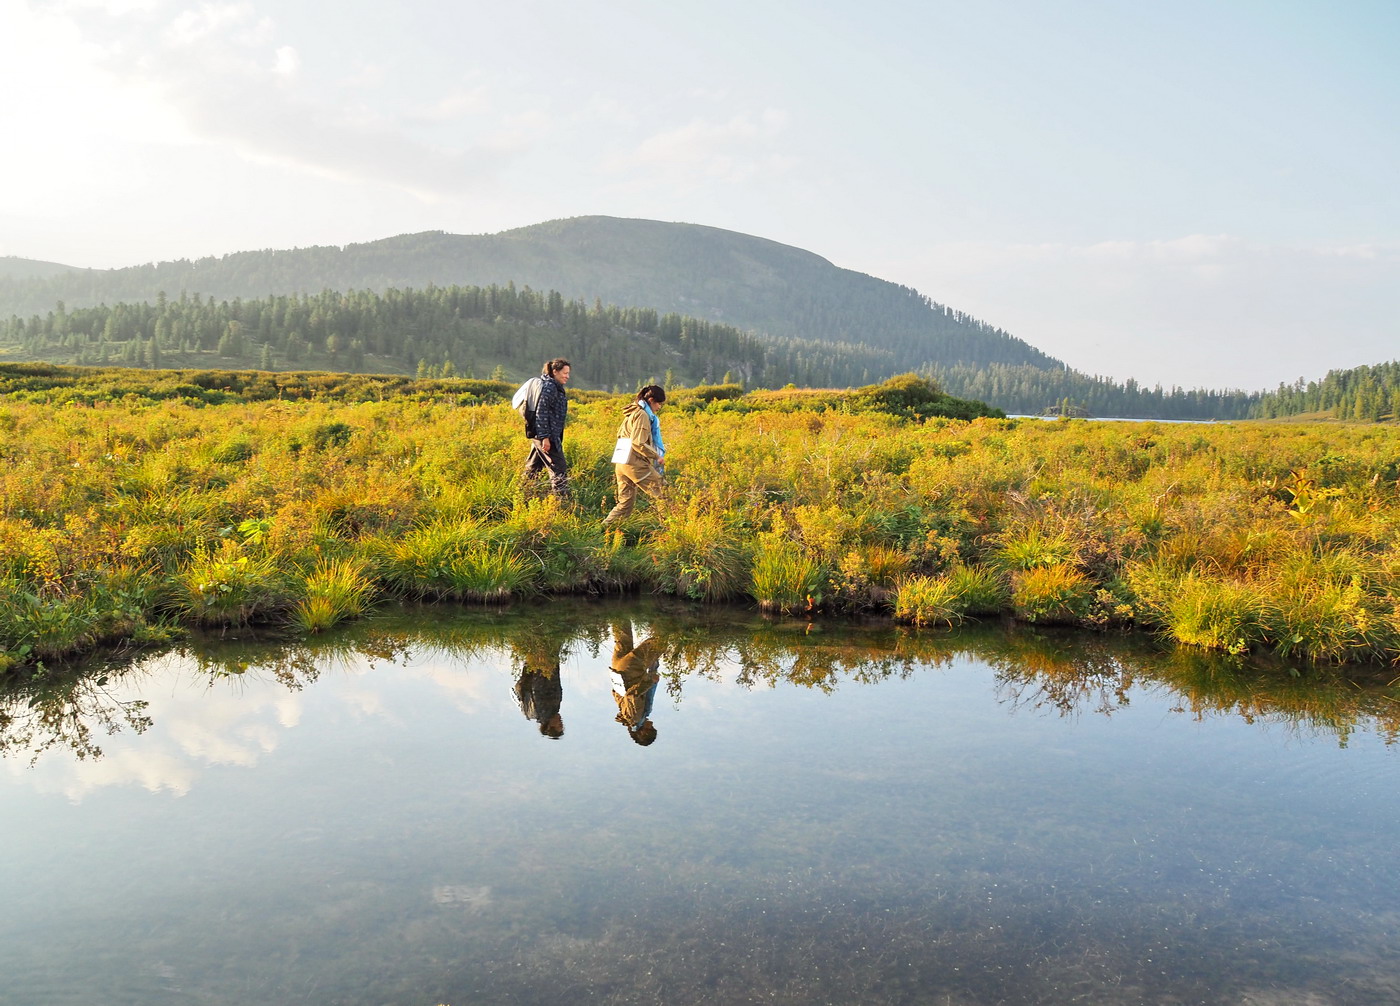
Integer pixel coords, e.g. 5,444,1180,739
4,283,1395,422
0,285,895,390
925,363,1262,420
1250,361,1400,422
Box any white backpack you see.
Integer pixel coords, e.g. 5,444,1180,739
511,377,543,432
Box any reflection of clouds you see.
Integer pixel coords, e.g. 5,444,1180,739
4,655,309,803
4,638,632,802
339,686,387,719
18,747,197,802
399,649,496,714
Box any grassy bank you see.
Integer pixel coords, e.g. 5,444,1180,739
2,369,1398,671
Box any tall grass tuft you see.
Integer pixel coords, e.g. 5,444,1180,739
752,546,827,613
1261,571,1398,663
1159,574,1268,655
947,564,1009,616
893,575,965,626
293,558,376,633
648,502,750,602
0,585,99,661
173,541,290,626
493,497,607,592
446,544,534,602
995,525,1078,571
370,519,488,597
1011,566,1093,625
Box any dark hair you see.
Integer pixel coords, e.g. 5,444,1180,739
638,384,666,405
630,721,658,746
543,358,571,377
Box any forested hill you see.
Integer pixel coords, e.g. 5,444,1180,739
0,285,900,391
1252,360,1400,422
0,216,1062,375
0,256,81,281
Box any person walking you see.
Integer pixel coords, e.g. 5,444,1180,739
602,384,666,528
522,358,571,499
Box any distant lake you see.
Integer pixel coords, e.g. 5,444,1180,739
3,599,1398,1005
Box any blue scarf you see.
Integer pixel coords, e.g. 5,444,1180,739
640,400,664,460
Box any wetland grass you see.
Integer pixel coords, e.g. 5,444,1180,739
2,372,1399,671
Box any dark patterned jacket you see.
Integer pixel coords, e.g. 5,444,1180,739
531,374,568,443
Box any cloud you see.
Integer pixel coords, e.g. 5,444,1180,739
6,0,526,200
604,108,796,189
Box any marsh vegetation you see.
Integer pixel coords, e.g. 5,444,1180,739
2,367,1398,675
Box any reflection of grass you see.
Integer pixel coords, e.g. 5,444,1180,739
12,597,1399,763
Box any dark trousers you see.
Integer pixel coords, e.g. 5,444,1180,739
522,439,569,498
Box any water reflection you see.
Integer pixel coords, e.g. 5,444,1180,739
4,601,1400,771
511,620,571,740
609,619,663,746
4,600,1400,1005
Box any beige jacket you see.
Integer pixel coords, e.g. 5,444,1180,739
610,620,661,728
614,401,661,480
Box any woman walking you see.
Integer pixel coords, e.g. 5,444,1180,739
521,357,571,499
602,384,666,528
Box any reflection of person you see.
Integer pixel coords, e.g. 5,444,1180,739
609,620,662,746
522,357,572,500
602,385,666,528
513,641,565,740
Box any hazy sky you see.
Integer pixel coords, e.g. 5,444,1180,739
2,0,1396,390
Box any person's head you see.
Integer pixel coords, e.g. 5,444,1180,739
540,714,564,740
629,720,658,746
544,358,571,384
637,384,665,408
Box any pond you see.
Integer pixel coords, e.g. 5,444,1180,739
2,599,1398,1005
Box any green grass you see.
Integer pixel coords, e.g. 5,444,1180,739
3,368,1400,671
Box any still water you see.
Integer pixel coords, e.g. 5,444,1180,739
2,599,1398,1005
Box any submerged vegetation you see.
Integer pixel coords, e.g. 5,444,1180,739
1,364,1399,673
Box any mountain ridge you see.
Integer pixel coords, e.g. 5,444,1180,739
0,216,1063,377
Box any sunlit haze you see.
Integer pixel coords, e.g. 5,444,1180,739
1,0,1396,389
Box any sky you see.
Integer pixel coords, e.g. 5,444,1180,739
1,0,1396,390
